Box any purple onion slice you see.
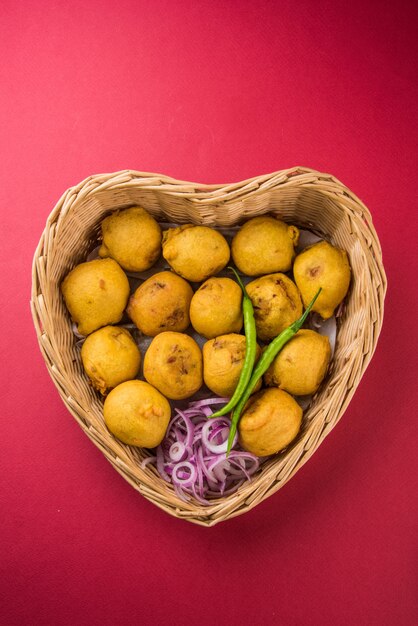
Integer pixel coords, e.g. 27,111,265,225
150,398,260,505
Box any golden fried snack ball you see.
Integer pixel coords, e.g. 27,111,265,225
127,271,193,337
231,216,299,276
246,273,303,341
203,333,261,397
143,331,202,400
103,380,171,448
99,206,162,272
293,240,351,319
238,388,303,456
61,258,130,336
189,277,243,339
264,329,331,396
80,326,141,395
162,224,230,282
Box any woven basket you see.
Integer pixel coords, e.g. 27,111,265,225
31,167,386,526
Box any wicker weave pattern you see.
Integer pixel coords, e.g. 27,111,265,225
31,168,386,526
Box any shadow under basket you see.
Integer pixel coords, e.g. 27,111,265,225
31,167,387,526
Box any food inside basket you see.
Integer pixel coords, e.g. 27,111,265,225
62,206,350,504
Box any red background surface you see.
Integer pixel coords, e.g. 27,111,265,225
1,1,417,624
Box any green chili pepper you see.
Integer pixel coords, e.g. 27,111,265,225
226,287,322,455
210,267,257,419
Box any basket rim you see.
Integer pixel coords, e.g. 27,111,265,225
40,165,376,207
32,165,387,301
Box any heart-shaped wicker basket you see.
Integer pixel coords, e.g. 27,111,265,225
31,167,386,526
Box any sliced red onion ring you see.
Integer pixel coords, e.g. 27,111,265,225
169,442,188,462
174,484,191,502
172,462,197,488
156,445,170,482
201,418,238,454
140,455,157,469
207,479,246,497
189,397,229,408
170,410,194,448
